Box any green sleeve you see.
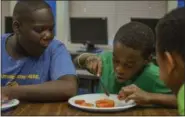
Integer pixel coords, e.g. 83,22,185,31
96,51,112,93
134,63,172,94
178,84,185,115
96,51,116,93
152,78,172,94
147,63,172,94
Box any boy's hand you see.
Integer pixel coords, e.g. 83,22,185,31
85,55,102,77
118,84,151,105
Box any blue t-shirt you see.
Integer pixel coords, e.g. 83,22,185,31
1,34,76,86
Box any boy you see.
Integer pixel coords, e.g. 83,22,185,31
1,1,77,102
75,22,176,107
156,7,185,115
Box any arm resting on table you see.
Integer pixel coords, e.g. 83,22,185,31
148,93,177,108
2,75,78,102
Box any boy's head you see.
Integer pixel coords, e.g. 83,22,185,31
12,1,54,57
156,7,185,94
113,21,155,83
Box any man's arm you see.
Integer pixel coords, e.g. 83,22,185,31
2,75,77,102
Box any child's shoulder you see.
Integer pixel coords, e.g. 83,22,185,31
140,62,159,79
145,62,159,72
135,62,170,93
1,33,11,41
98,51,113,64
48,38,65,48
99,51,113,57
45,38,67,53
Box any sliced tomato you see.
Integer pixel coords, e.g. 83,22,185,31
95,99,114,108
75,100,85,105
80,102,94,107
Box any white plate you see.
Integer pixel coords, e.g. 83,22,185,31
1,99,20,111
68,93,136,112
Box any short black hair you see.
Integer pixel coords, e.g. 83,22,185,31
156,7,185,61
13,0,51,22
114,21,155,59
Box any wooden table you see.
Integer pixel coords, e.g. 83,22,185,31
2,102,178,116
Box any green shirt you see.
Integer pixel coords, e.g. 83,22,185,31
97,51,171,94
177,84,184,115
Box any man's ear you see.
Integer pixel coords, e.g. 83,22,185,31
12,20,20,34
164,52,175,74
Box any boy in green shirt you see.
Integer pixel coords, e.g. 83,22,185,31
156,7,185,115
75,22,176,107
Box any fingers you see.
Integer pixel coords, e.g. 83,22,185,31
125,84,137,90
86,57,96,73
118,90,126,100
118,88,135,100
120,84,137,93
92,61,98,74
86,56,102,77
122,84,138,93
125,93,144,105
96,60,102,77
86,61,94,74
125,93,136,102
118,84,139,100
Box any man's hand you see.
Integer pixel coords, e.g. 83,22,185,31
1,94,9,103
85,55,102,77
118,84,151,105
1,88,10,103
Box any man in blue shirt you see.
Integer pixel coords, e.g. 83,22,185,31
1,1,77,102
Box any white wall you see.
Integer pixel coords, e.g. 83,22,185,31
1,1,11,34
1,1,17,34
56,1,68,44
10,1,17,15
67,1,167,51
167,1,177,12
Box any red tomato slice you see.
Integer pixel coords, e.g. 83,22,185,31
75,100,85,105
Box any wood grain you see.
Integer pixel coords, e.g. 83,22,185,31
2,102,178,116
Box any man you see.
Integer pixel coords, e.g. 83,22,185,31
1,1,77,102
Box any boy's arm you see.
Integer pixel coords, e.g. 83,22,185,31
74,53,103,76
73,53,96,69
147,93,177,107
118,84,177,107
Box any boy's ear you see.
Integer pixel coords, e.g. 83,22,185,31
164,52,175,74
12,20,20,34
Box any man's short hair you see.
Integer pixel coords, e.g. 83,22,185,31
13,1,51,22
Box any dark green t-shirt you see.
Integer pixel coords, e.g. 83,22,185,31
97,51,171,94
